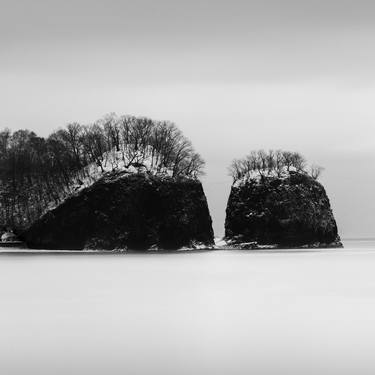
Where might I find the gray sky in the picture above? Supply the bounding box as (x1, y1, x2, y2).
(1, 0, 375, 238)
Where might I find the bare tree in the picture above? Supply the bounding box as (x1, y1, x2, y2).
(290, 152, 306, 172)
(310, 164, 324, 180)
(228, 149, 323, 182)
(81, 124, 107, 172)
(274, 149, 284, 177)
(229, 159, 244, 181)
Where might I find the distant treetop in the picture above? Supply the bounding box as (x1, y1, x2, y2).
(229, 149, 324, 182)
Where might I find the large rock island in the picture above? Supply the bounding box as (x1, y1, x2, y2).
(0, 113, 214, 250)
(24, 172, 214, 250)
(225, 150, 342, 248)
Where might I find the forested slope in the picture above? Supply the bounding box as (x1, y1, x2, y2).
(0, 113, 204, 231)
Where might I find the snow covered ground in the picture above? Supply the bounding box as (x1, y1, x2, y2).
(0, 240, 374, 375)
(45, 148, 177, 213)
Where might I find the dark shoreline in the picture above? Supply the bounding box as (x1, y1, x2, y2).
(0, 244, 346, 256)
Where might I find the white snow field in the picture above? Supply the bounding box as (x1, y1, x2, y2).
(0, 240, 375, 375)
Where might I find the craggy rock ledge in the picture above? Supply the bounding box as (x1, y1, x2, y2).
(225, 172, 342, 249)
(24, 172, 214, 250)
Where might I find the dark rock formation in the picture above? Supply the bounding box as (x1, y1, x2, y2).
(24, 172, 214, 250)
(225, 172, 342, 248)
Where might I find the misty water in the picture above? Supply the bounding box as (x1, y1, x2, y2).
(1, 240, 375, 375)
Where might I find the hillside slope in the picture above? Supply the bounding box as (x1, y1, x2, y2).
(24, 172, 214, 250)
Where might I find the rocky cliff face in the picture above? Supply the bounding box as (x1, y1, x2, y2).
(225, 172, 342, 248)
(24, 172, 214, 250)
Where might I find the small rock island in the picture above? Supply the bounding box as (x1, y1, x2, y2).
(225, 150, 342, 249)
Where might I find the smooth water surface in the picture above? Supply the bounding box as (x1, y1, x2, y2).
(0, 240, 375, 375)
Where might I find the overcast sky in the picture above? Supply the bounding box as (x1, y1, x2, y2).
(1, 0, 375, 238)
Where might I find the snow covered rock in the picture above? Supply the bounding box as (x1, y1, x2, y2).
(225, 172, 342, 248)
(24, 172, 214, 250)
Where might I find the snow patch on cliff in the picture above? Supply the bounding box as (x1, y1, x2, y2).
(233, 166, 298, 187)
